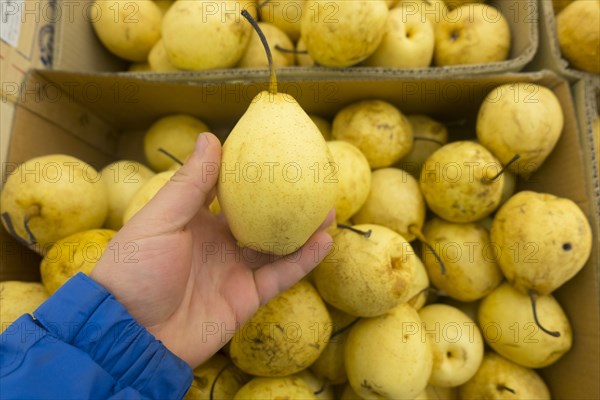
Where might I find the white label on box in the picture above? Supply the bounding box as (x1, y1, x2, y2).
(1, 0, 23, 48)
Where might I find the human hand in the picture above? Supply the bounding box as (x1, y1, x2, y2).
(90, 133, 335, 367)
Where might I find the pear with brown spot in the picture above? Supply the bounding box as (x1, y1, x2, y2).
(229, 281, 331, 376)
(313, 224, 417, 317)
(420, 141, 504, 223)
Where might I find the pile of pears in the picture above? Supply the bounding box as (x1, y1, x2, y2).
(1, 75, 594, 399)
(90, 0, 514, 72)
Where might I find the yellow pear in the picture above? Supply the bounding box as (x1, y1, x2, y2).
(0, 281, 49, 333)
(419, 304, 484, 387)
(313, 224, 417, 317)
(144, 114, 209, 172)
(395, 114, 448, 178)
(258, 0, 305, 42)
(101, 160, 154, 230)
(478, 283, 572, 369)
(40, 229, 116, 295)
(557, 0, 600, 73)
(229, 281, 331, 376)
(183, 354, 249, 400)
(91, 0, 162, 62)
(491, 191, 592, 296)
(434, 4, 510, 66)
(301, 0, 389, 67)
(326, 141, 371, 222)
(234, 377, 316, 399)
(219, 16, 337, 256)
(1, 154, 108, 254)
(422, 217, 503, 302)
(477, 83, 564, 176)
(332, 100, 413, 168)
(364, 5, 435, 68)
(218, 89, 336, 255)
(420, 141, 504, 223)
(353, 168, 425, 241)
(458, 352, 551, 399)
(161, 0, 252, 70)
(345, 303, 433, 399)
(148, 39, 179, 72)
(123, 170, 176, 224)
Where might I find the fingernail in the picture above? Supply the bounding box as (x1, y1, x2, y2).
(196, 133, 209, 156)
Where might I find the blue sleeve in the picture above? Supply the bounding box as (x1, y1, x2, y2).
(0, 273, 193, 399)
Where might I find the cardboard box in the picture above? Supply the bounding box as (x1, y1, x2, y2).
(528, 0, 600, 81)
(1, 69, 598, 398)
(48, 0, 538, 75)
(1, 0, 55, 168)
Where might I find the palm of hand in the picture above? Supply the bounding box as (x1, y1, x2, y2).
(91, 134, 333, 367)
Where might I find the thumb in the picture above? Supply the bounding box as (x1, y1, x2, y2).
(128, 133, 222, 233)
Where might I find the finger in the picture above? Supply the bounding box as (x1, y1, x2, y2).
(253, 230, 333, 306)
(129, 133, 222, 233)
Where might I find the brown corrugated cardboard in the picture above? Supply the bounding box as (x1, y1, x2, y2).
(528, 0, 600, 81)
(1, 69, 598, 398)
(50, 0, 538, 75)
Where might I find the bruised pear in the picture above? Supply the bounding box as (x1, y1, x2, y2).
(420, 141, 504, 223)
(313, 224, 417, 317)
(218, 14, 336, 256)
(229, 281, 331, 376)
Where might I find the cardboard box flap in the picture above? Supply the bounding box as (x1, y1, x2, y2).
(50, 0, 538, 74)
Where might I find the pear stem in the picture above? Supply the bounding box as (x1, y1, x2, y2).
(23, 204, 39, 245)
(482, 154, 520, 184)
(209, 361, 231, 400)
(1, 212, 30, 246)
(313, 380, 328, 396)
(158, 148, 184, 166)
(274, 44, 308, 55)
(528, 289, 561, 337)
(497, 385, 516, 394)
(337, 224, 372, 238)
(330, 318, 360, 339)
(409, 225, 446, 275)
(242, 10, 277, 95)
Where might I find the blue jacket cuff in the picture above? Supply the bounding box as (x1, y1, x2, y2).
(33, 272, 193, 398)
